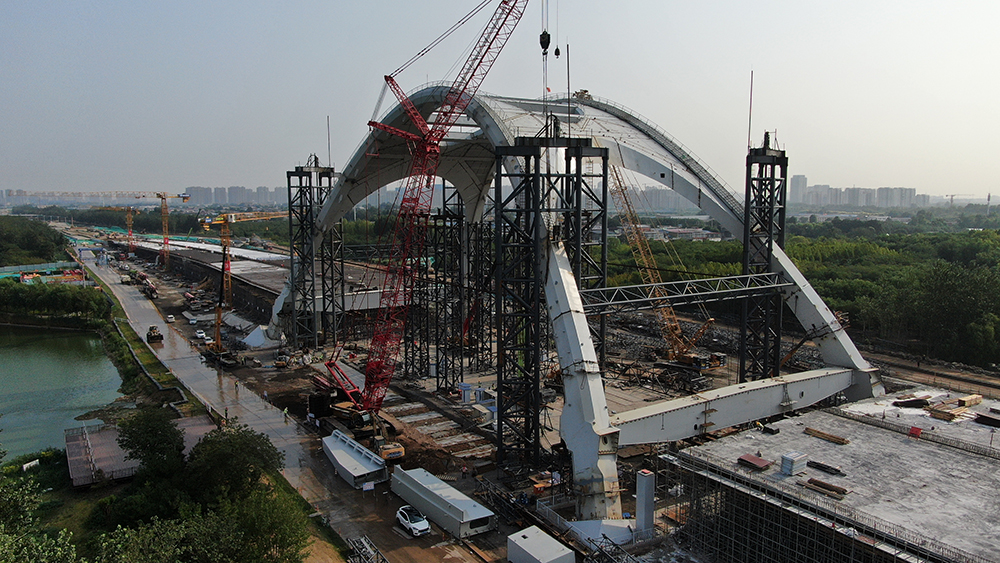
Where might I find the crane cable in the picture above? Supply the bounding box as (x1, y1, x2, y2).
(389, 0, 493, 79)
(372, 0, 493, 127)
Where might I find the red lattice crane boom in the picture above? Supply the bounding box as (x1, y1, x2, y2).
(328, 0, 528, 414)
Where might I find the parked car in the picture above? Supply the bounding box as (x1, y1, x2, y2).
(195, 329, 206, 339)
(396, 505, 430, 537)
(203, 337, 215, 346)
(188, 318, 198, 325)
(165, 315, 175, 323)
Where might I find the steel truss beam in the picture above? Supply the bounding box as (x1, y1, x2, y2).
(580, 273, 792, 315)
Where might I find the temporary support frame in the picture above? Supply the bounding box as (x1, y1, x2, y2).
(288, 156, 336, 349)
(494, 137, 608, 472)
(739, 133, 787, 382)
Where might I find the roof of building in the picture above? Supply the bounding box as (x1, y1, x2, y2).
(681, 384, 1000, 560)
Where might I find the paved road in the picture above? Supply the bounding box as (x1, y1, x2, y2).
(86, 256, 483, 563)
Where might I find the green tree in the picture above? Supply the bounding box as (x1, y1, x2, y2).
(0, 441, 79, 563)
(117, 408, 186, 480)
(183, 423, 283, 504)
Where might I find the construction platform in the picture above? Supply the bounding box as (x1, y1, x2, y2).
(667, 384, 1000, 561)
(65, 415, 217, 487)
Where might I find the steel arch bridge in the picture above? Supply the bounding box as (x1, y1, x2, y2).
(312, 85, 881, 398)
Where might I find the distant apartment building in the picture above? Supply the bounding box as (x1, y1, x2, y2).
(843, 187, 877, 207)
(227, 186, 249, 205)
(185, 187, 213, 207)
(256, 186, 270, 204)
(213, 187, 227, 205)
(876, 187, 915, 208)
(789, 175, 807, 204)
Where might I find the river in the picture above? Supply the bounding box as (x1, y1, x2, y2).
(0, 324, 123, 460)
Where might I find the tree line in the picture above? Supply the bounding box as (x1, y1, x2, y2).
(608, 226, 1000, 368)
(0, 216, 68, 267)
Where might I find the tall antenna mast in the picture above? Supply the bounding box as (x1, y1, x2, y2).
(747, 70, 754, 149)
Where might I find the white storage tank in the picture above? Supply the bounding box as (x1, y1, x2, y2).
(507, 525, 574, 563)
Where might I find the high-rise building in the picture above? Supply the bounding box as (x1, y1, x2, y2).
(213, 187, 227, 205)
(789, 175, 807, 204)
(228, 186, 249, 205)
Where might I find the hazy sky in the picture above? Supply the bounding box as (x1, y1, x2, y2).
(3, 1, 998, 198)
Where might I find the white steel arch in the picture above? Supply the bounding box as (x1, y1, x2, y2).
(312, 86, 882, 398)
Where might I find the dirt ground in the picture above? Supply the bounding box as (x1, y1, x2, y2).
(141, 266, 469, 477)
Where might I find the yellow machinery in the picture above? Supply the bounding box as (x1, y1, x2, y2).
(200, 212, 286, 353)
(607, 164, 715, 364)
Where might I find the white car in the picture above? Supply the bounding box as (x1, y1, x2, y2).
(195, 329, 206, 339)
(203, 337, 215, 346)
(165, 315, 175, 323)
(189, 318, 198, 325)
(395, 505, 430, 537)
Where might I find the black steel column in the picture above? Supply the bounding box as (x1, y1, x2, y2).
(288, 155, 335, 349)
(494, 137, 608, 473)
(739, 133, 787, 382)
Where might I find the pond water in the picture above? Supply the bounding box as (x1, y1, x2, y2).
(0, 324, 122, 460)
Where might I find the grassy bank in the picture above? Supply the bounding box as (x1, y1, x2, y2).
(86, 267, 204, 417)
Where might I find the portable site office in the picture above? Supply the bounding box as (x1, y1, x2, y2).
(390, 467, 496, 538)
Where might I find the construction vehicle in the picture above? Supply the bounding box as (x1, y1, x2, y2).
(323, 0, 528, 417)
(607, 164, 717, 368)
(146, 326, 164, 343)
(199, 211, 287, 355)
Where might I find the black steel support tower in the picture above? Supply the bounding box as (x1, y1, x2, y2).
(288, 156, 336, 349)
(739, 132, 787, 382)
(494, 137, 608, 472)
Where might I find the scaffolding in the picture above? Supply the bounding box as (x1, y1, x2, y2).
(662, 449, 986, 563)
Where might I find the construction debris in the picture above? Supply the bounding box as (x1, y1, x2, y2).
(807, 460, 846, 476)
(737, 453, 771, 471)
(804, 427, 850, 445)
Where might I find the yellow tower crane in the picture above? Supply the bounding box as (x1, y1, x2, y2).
(135, 192, 191, 268)
(200, 211, 286, 353)
(92, 206, 142, 253)
(607, 164, 716, 365)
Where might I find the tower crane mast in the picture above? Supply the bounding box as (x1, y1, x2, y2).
(607, 165, 715, 362)
(200, 211, 286, 353)
(330, 0, 528, 414)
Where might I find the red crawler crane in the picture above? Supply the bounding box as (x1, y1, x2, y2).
(326, 0, 528, 414)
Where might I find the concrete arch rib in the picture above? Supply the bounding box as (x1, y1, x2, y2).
(317, 87, 880, 396)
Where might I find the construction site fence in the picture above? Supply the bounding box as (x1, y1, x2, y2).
(669, 449, 990, 563)
(0, 261, 80, 274)
(827, 407, 1000, 461)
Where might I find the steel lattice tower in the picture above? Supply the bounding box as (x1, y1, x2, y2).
(288, 156, 336, 349)
(494, 137, 608, 472)
(739, 132, 787, 382)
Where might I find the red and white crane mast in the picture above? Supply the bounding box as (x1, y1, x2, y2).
(327, 0, 528, 414)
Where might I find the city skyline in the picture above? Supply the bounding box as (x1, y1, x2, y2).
(3, 2, 999, 198)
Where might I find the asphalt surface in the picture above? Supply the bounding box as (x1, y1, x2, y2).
(86, 254, 487, 563)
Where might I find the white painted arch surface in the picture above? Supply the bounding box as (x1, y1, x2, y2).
(316, 86, 881, 397)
